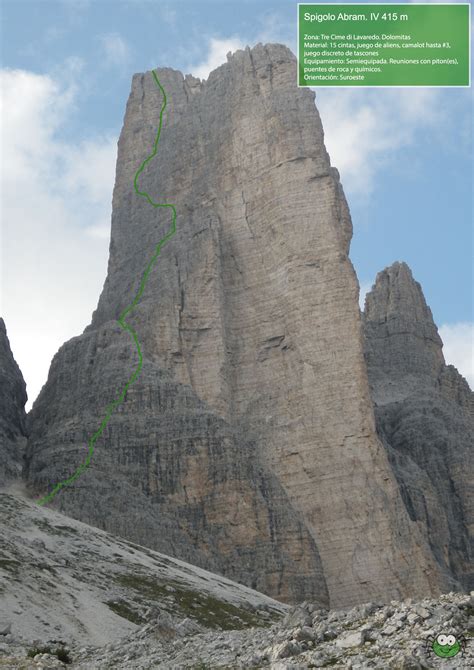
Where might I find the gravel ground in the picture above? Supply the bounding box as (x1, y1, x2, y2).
(1, 591, 472, 668)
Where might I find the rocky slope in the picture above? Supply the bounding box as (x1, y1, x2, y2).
(0, 491, 286, 652)
(1, 492, 471, 668)
(70, 591, 474, 669)
(363, 262, 474, 593)
(2, 510, 472, 670)
(24, 43, 445, 609)
(2, 490, 470, 669)
(0, 319, 27, 486)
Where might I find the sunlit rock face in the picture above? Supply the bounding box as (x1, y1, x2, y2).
(25, 44, 454, 607)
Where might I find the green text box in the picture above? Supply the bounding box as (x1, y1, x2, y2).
(298, 3, 470, 87)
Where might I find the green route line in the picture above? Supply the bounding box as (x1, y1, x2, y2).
(37, 71, 176, 506)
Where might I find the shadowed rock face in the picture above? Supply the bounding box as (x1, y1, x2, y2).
(0, 318, 27, 486)
(26, 44, 447, 607)
(363, 262, 474, 591)
(25, 324, 328, 605)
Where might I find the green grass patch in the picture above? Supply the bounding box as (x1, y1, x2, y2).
(115, 573, 275, 630)
(27, 645, 71, 664)
(0, 558, 20, 574)
(106, 599, 145, 625)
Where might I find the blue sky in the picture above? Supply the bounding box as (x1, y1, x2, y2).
(1, 0, 473, 405)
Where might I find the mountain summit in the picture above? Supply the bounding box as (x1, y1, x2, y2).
(13, 44, 471, 607)
(363, 261, 473, 591)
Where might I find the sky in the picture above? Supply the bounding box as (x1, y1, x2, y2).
(0, 0, 473, 408)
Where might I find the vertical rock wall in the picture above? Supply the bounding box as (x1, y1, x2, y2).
(363, 262, 473, 591)
(26, 45, 450, 606)
(0, 318, 27, 486)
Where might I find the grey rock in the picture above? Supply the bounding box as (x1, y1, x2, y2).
(293, 626, 315, 642)
(363, 261, 474, 593)
(407, 613, 421, 624)
(24, 43, 444, 609)
(24, 48, 335, 606)
(24, 323, 326, 605)
(413, 605, 430, 620)
(336, 630, 366, 648)
(175, 618, 202, 637)
(382, 624, 399, 636)
(0, 318, 27, 486)
(388, 654, 424, 670)
(323, 627, 338, 641)
(5, 579, 471, 669)
(282, 607, 313, 629)
(270, 639, 303, 660)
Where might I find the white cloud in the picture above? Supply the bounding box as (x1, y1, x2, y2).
(63, 138, 117, 203)
(439, 322, 474, 389)
(186, 32, 446, 201)
(316, 87, 441, 198)
(100, 33, 131, 68)
(185, 14, 296, 82)
(0, 68, 116, 409)
(188, 37, 246, 80)
(254, 12, 294, 49)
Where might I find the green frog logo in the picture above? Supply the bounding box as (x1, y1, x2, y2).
(431, 633, 462, 658)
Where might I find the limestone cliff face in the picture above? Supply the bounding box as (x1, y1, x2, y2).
(0, 318, 27, 485)
(25, 324, 327, 605)
(26, 44, 446, 607)
(363, 262, 473, 591)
